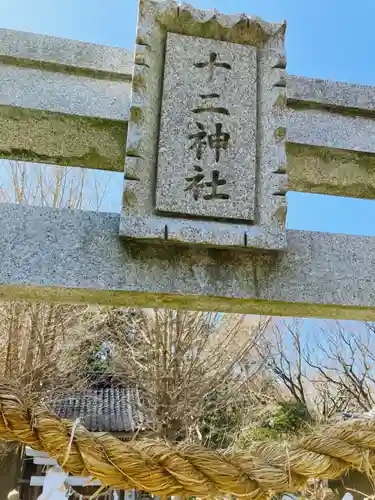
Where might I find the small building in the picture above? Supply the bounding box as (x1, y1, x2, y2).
(17, 385, 148, 500)
(53, 385, 144, 437)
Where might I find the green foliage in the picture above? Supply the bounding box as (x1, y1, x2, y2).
(271, 400, 310, 432)
(235, 424, 281, 447)
(245, 426, 281, 442)
(235, 400, 311, 448)
(200, 392, 245, 449)
(82, 341, 113, 381)
(199, 392, 312, 449)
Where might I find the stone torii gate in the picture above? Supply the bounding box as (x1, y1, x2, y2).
(1, 0, 375, 320)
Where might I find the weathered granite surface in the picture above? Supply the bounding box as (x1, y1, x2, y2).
(0, 64, 130, 121)
(121, 0, 287, 250)
(2, 18, 375, 321)
(2, 25, 375, 201)
(2, 203, 375, 320)
(288, 108, 375, 154)
(0, 28, 133, 78)
(119, 214, 286, 249)
(287, 75, 375, 114)
(287, 106, 375, 199)
(0, 105, 126, 171)
(287, 144, 375, 199)
(139, 1, 286, 47)
(0, 29, 130, 169)
(156, 32, 257, 221)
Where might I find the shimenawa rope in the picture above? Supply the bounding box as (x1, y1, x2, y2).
(1, 385, 375, 499)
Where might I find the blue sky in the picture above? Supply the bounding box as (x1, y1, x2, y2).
(1, 0, 375, 235)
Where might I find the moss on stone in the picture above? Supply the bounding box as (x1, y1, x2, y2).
(0, 104, 126, 171)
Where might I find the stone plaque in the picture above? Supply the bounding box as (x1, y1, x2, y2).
(156, 33, 257, 221)
(120, 0, 288, 251)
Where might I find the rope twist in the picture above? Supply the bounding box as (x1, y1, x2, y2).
(1, 385, 374, 498)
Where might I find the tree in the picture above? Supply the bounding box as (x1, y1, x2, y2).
(305, 321, 375, 413)
(258, 319, 311, 414)
(236, 398, 311, 447)
(270, 399, 311, 432)
(0, 161, 110, 398)
(258, 318, 375, 424)
(64, 308, 272, 444)
(0, 160, 108, 499)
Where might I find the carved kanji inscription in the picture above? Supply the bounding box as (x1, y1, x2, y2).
(155, 33, 257, 221)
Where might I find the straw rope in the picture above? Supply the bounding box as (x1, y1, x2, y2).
(1, 385, 375, 499)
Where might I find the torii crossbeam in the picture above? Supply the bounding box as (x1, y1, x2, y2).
(1, 0, 375, 320)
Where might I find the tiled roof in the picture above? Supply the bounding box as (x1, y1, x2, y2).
(52, 386, 144, 433)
